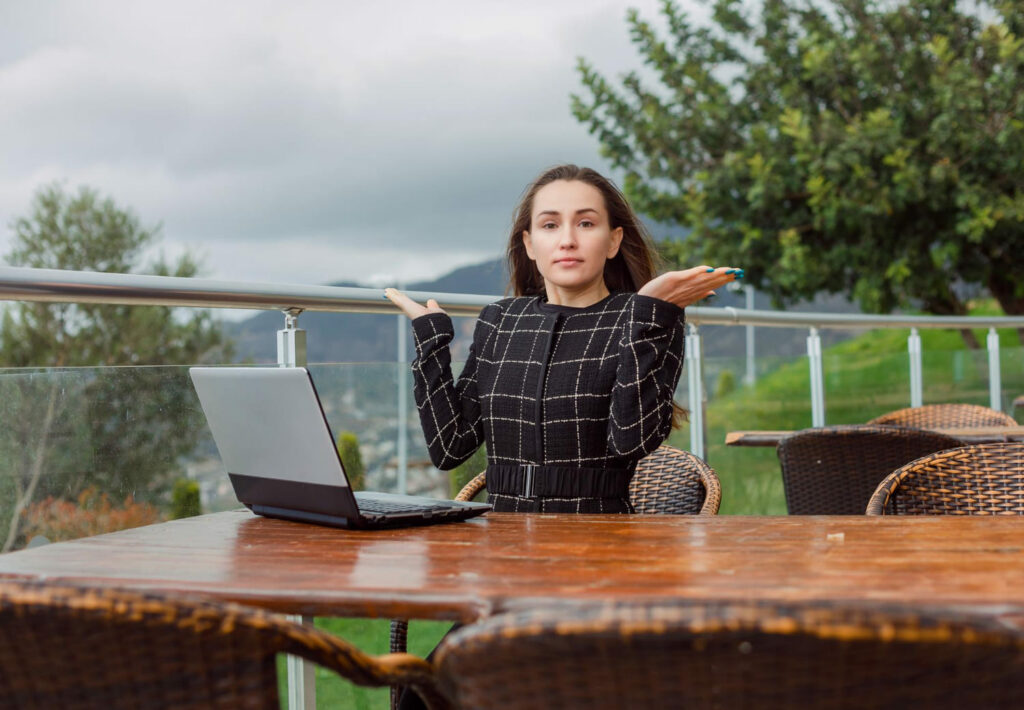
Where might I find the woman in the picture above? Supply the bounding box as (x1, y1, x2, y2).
(385, 164, 739, 514)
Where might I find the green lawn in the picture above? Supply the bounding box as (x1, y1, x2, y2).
(277, 618, 453, 709)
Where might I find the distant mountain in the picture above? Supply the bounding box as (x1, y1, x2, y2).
(225, 257, 863, 364)
(225, 258, 509, 364)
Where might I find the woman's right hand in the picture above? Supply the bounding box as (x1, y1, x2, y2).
(384, 288, 447, 320)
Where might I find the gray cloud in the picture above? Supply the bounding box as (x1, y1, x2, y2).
(0, 0, 676, 286)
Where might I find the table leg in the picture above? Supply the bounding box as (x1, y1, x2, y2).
(287, 615, 317, 709)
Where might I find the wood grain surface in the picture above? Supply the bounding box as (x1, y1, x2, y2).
(0, 511, 1022, 623)
(726, 426, 1024, 447)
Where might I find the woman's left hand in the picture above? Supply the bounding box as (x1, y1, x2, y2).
(637, 266, 743, 309)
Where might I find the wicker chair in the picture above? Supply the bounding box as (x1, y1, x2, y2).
(868, 403, 1016, 428)
(776, 425, 963, 515)
(390, 445, 720, 708)
(866, 442, 1024, 515)
(434, 601, 1024, 709)
(0, 579, 447, 710)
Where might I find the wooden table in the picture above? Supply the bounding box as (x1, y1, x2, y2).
(1, 510, 1022, 623)
(726, 425, 1024, 447)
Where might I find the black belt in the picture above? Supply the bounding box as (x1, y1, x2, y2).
(486, 464, 633, 499)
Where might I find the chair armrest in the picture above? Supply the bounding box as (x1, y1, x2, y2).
(275, 617, 448, 709)
(455, 472, 486, 501)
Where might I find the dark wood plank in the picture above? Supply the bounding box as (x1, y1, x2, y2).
(1, 511, 1023, 622)
(726, 425, 1024, 447)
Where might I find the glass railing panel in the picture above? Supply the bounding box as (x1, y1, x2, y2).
(0, 362, 455, 553)
(919, 346, 1018, 411)
(667, 353, 812, 515)
(0, 365, 207, 553)
(2, 345, 1020, 549)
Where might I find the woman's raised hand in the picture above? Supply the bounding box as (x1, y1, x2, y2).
(637, 266, 744, 309)
(384, 288, 447, 320)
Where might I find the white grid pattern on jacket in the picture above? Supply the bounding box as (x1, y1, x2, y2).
(411, 292, 685, 472)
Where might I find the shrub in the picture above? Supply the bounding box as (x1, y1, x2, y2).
(20, 487, 162, 544)
(337, 431, 365, 490)
(170, 478, 201, 519)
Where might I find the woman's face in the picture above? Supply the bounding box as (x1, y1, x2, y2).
(522, 179, 623, 296)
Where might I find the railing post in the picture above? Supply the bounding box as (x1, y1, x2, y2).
(277, 309, 307, 368)
(807, 327, 826, 427)
(744, 284, 756, 386)
(397, 312, 408, 494)
(908, 328, 923, 408)
(686, 323, 706, 460)
(277, 310, 315, 710)
(987, 327, 1002, 411)
(286, 616, 317, 710)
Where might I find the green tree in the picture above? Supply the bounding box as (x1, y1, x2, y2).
(336, 431, 366, 491)
(573, 0, 1024, 344)
(0, 184, 232, 551)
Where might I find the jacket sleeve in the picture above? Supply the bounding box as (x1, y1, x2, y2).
(607, 294, 686, 458)
(410, 305, 498, 470)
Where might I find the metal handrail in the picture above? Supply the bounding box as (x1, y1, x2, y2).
(3, 266, 1024, 329)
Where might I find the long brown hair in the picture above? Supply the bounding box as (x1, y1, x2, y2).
(506, 164, 660, 297)
(505, 164, 686, 428)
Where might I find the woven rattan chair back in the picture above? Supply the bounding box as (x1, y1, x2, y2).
(868, 403, 1016, 428)
(435, 601, 1024, 710)
(777, 425, 963, 515)
(866, 442, 1024, 515)
(628, 444, 721, 514)
(0, 580, 445, 710)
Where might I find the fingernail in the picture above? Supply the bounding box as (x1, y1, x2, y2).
(725, 269, 736, 274)
(706, 268, 715, 273)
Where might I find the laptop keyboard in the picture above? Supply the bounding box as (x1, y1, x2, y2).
(358, 499, 454, 514)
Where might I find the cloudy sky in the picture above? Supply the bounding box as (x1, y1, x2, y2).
(1, 0, 697, 292)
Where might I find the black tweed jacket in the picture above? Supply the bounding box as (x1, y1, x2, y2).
(410, 292, 686, 472)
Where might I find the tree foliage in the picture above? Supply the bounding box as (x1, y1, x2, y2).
(573, 0, 1024, 339)
(1, 184, 232, 550)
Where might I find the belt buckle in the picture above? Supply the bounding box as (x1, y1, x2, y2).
(523, 465, 534, 498)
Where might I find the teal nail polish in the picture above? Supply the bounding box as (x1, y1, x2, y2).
(725, 269, 737, 274)
(706, 268, 715, 272)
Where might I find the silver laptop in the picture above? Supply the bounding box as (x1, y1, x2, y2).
(189, 366, 489, 529)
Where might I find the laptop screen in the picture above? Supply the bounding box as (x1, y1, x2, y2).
(190, 367, 350, 488)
